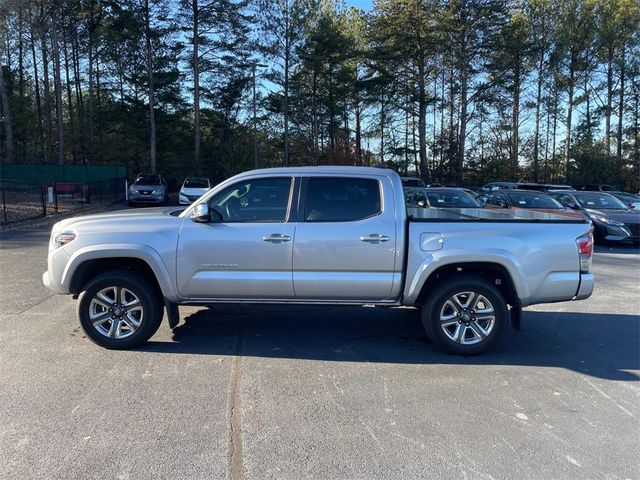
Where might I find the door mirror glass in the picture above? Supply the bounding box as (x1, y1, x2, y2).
(191, 203, 211, 223)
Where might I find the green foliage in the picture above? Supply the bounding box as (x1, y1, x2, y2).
(0, 0, 639, 190)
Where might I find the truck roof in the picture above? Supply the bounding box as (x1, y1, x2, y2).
(240, 166, 400, 178)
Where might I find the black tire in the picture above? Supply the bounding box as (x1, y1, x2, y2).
(77, 270, 163, 350)
(421, 275, 507, 355)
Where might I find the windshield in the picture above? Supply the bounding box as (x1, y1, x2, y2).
(575, 193, 629, 210)
(134, 175, 161, 185)
(612, 193, 639, 203)
(184, 178, 209, 188)
(426, 191, 480, 208)
(506, 192, 563, 209)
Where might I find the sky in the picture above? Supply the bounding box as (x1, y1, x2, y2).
(346, 0, 373, 11)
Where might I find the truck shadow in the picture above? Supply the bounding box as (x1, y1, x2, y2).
(141, 305, 639, 381)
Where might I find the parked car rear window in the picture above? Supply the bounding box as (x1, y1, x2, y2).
(305, 177, 381, 222)
(574, 193, 628, 210)
(506, 192, 563, 209)
(426, 191, 480, 208)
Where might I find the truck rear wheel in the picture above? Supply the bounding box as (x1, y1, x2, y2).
(77, 270, 163, 350)
(422, 275, 507, 355)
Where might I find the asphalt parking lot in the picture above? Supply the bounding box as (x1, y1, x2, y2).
(1, 209, 639, 480)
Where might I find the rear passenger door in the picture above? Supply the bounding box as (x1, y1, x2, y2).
(292, 175, 398, 301)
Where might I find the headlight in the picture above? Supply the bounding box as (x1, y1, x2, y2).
(54, 231, 76, 248)
(591, 215, 624, 226)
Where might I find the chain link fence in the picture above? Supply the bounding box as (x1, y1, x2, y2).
(1, 178, 126, 226)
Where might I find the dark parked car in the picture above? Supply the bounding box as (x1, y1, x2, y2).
(405, 188, 480, 208)
(400, 176, 426, 188)
(478, 181, 522, 193)
(549, 191, 640, 244)
(608, 192, 640, 210)
(128, 173, 169, 206)
(573, 184, 617, 192)
(480, 190, 577, 215)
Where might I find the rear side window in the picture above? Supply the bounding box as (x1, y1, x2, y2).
(304, 177, 381, 222)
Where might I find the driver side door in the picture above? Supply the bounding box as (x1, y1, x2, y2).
(176, 176, 297, 300)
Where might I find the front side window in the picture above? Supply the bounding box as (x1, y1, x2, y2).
(486, 193, 508, 206)
(209, 177, 292, 222)
(305, 177, 381, 222)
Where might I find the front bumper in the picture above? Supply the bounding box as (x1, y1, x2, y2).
(42, 270, 67, 294)
(179, 193, 203, 205)
(128, 196, 165, 204)
(599, 223, 632, 242)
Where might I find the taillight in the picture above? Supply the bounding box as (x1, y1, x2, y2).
(576, 232, 593, 273)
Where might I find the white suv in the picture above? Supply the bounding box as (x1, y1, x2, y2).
(179, 177, 211, 205)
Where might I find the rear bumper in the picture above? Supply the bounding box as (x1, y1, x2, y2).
(574, 273, 594, 300)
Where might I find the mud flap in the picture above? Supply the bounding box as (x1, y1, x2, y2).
(165, 299, 180, 328)
(510, 301, 522, 331)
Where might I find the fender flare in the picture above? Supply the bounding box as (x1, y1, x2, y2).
(403, 250, 530, 306)
(61, 243, 179, 301)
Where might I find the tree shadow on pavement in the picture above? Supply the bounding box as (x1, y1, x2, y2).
(140, 304, 639, 381)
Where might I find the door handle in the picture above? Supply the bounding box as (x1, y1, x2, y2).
(262, 233, 291, 243)
(360, 233, 390, 243)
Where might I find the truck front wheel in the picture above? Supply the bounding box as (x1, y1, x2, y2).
(77, 270, 163, 349)
(422, 275, 507, 355)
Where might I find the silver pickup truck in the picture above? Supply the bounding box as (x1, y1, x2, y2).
(43, 167, 594, 355)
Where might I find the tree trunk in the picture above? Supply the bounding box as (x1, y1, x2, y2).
(551, 81, 558, 182)
(17, 6, 24, 98)
(72, 33, 83, 109)
(564, 57, 575, 180)
(312, 69, 319, 165)
(29, 21, 43, 156)
(417, 55, 429, 181)
(0, 66, 14, 163)
(63, 32, 76, 163)
(404, 74, 409, 174)
(52, 25, 64, 165)
(543, 101, 551, 183)
(380, 86, 385, 163)
(616, 46, 625, 166)
(40, 19, 52, 158)
(283, 6, 290, 167)
(605, 48, 613, 155)
(193, 0, 200, 169)
(511, 55, 521, 175)
(457, 62, 468, 183)
(144, 0, 157, 173)
(355, 101, 361, 166)
(633, 81, 638, 173)
(87, 1, 95, 162)
(533, 50, 544, 182)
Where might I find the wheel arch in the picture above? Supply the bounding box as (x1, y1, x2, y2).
(63, 245, 177, 300)
(413, 261, 520, 309)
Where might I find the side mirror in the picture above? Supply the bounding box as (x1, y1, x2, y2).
(191, 203, 211, 223)
(497, 200, 508, 208)
(567, 202, 578, 209)
(417, 200, 427, 208)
